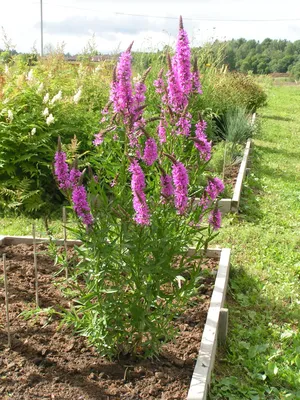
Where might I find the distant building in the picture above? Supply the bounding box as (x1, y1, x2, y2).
(65, 54, 118, 62)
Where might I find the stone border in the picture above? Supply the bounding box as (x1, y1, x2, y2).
(187, 247, 231, 400)
(218, 113, 256, 214)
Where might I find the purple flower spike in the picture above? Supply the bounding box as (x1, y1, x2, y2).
(129, 160, 150, 225)
(174, 26, 192, 95)
(132, 194, 150, 225)
(194, 120, 211, 161)
(134, 82, 146, 106)
(154, 68, 165, 95)
(133, 81, 146, 121)
(206, 177, 225, 200)
(154, 77, 165, 94)
(209, 208, 222, 231)
(93, 132, 104, 146)
(158, 120, 167, 144)
(161, 174, 174, 198)
(196, 120, 207, 135)
(172, 161, 189, 214)
(200, 177, 225, 209)
(176, 113, 192, 136)
(192, 70, 202, 94)
(166, 55, 187, 112)
(69, 168, 82, 188)
(143, 138, 158, 166)
(110, 48, 133, 115)
(72, 185, 93, 226)
(54, 151, 70, 190)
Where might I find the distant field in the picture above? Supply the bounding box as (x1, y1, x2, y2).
(272, 76, 300, 86)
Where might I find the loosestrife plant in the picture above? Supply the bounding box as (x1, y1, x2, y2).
(54, 17, 224, 358)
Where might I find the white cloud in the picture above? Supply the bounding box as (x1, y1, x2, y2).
(42, 16, 155, 36)
(0, 0, 299, 54)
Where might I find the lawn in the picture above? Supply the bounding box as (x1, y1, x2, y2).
(210, 85, 300, 399)
(0, 213, 75, 238)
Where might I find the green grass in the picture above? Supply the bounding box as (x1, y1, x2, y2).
(0, 213, 76, 238)
(210, 85, 300, 399)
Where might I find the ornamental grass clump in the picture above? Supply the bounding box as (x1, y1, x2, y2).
(54, 17, 224, 358)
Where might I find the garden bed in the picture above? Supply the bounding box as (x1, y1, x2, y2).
(222, 164, 240, 190)
(0, 240, 230, 400)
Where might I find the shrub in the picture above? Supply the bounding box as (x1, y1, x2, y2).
(0, 57, 109, 217)
(212, 72, 267, 113)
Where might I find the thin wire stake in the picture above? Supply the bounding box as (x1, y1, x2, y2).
(63, 207, 68, 279)
(222, 141, 227, 182)
(32, 223, 39, 307)
(3, 253, 11, 348)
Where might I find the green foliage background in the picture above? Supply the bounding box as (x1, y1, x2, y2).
(200, 38, 300, 78)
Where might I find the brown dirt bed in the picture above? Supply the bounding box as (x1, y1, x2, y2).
(0, 243, 217, 400)
(223, 164, 240, 190)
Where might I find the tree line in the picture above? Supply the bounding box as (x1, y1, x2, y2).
(201, 38, 300, 79)
(2, 38, 300, 79)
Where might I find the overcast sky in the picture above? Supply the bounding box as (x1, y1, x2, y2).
(1, 0, 300, 54)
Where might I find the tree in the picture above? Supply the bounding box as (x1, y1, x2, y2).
(289, 61, 300, 80)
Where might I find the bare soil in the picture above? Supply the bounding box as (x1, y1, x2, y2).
(224, 164, 240, 190)
(0, 243, 217, 400)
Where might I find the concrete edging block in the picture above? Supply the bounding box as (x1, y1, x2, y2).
(0, 236, 82, 247)
(187, 248, 231, 400)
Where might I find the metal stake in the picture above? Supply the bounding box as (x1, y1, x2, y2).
(32, 224, 39, 307)
(40, 0, 44, 57)
(63, 207, 68, 278)
(3, 254, 11, 348)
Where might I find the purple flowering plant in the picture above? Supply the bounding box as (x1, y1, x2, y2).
(54, 17, 225, 358)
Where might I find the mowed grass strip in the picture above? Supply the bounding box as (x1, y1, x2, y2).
(210, 85, 300, 399)
(0, 213, 76, 238)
